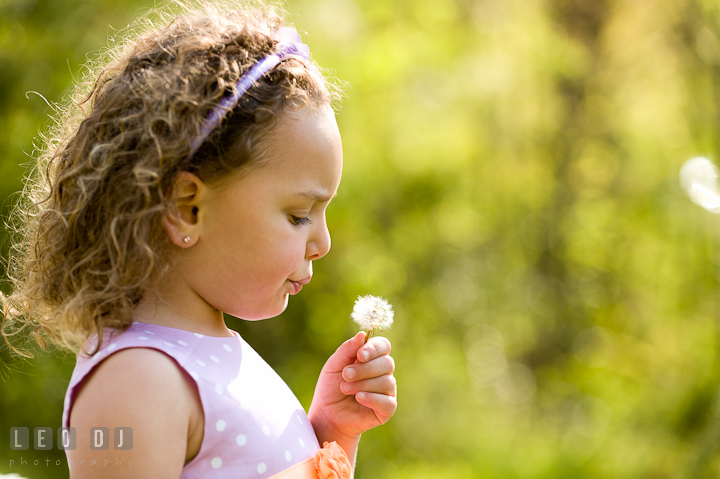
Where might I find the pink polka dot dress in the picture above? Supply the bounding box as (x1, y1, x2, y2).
(62, 322, 321, 478)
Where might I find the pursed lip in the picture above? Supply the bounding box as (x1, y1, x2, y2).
(289, 276, 312, 295)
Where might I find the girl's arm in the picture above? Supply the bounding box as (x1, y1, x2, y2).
(308, 332, 397, 468)
(67, 348, 202, 479)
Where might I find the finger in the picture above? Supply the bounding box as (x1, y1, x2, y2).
(340, 375, 397, 396)
(343, 355, 395, 382)
(322, 332, 366, 373)
(357, 336, 392, 363)
(355, 392, 397, 424)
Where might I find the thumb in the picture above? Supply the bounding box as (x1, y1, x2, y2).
(322, 331, 366, 373)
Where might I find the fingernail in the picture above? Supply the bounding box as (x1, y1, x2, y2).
(341, 382, 351, 394)
(361, 350, 370, 361)
(344, 367, 356, 380)
(356, 392, 366, 401)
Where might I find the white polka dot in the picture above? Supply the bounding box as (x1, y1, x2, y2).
(236, 434, 247, 446)
(196, 359, 206, 367)
(195, 333, 204, 338)
(107, 343, 117, 352)
(189, 371, 199, 380)
(257, 463, 267, 474)
(240, 401, 248, 410)
(163, 341, 174, 348)
(143, 330, 154, 335)
(210, 355, 220, 363)
(177, 340, 188, 346)
(298, 438, 305, 448)
(223, 344, 232, 352)
(215, 383, 223, 394)
(297, 416, 303, 425)
(285, 450, 292, 462)
(262, 425, 271, 436)
(216, 420, 226, 431)
(211, 457, 222, 469)
(132, 321, 138, 325)
(138, 336, 149, 340)
(64, 396, 70, 409)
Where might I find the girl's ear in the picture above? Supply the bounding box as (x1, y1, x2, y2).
(162, 172, 206, 247)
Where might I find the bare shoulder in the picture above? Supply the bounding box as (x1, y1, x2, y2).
(68, 348, 203, 479)
(73, 348, 195, 409)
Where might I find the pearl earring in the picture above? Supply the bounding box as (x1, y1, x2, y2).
(183, 236, 191, 243)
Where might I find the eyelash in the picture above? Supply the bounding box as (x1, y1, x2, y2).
(290, 215, 312, 226)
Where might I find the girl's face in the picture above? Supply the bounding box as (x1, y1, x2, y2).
(182, 105, 343, 320)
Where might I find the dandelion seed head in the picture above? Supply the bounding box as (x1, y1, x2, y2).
(351, 295, 394, 333)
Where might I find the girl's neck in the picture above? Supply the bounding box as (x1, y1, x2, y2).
(133, 271, 234, 337)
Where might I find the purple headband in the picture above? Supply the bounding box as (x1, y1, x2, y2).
(187, 27, 310, 160)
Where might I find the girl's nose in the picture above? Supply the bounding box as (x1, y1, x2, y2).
(307, 219, 331, 260)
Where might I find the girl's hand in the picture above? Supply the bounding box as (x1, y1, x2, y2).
(308, 332, 397, 463)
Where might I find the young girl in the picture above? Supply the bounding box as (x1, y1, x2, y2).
(1, 1, 397, 478)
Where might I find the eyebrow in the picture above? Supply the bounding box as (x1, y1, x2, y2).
(295, 191, 337, 203)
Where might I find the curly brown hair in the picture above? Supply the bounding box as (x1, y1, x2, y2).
(1, 0, 342, 358)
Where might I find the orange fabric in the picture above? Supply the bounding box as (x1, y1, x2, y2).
(268, 457, 317, 479)
(315, 442, 352, 479)
(269, 441, 352, 479)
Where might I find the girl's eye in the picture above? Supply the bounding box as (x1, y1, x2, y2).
(290, 215, 312, 226)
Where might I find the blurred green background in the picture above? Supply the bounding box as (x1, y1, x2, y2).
(3, 0, 720, 477)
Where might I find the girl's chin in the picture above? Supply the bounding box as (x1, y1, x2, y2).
(231, 297, 289, 321)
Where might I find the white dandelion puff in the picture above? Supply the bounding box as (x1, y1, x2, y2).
(351, 295, 394, 340)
